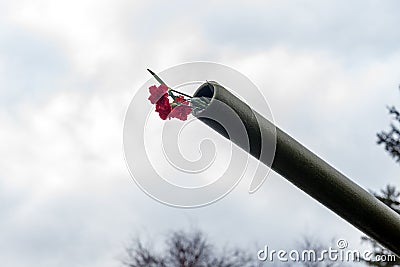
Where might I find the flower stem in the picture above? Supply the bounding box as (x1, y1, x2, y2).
(147, 68, 192, 98)
(169, 89, 192, 98)
(147, 69, 166, 85)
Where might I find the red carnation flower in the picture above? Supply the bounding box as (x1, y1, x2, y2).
(147, 78, 195, 121)
(155, 93, 172, 120)
(148, 84, 169, 104)
(175, 95, 189, 105)
(169, 104, 192, 121)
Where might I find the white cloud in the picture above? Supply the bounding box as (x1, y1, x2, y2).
(1, 0, 400, 266)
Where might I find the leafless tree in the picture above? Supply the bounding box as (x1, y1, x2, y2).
(122, 230, 261, 267)
(294, 236, 345, 267)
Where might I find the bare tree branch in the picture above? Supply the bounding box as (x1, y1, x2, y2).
(122, 230, 260, 267)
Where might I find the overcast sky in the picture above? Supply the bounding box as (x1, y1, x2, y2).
(1, 0, 400, 266)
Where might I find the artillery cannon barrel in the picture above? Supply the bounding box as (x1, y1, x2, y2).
(194, 81, 400, 255)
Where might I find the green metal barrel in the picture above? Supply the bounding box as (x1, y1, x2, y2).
(194, 81, 400, 255)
